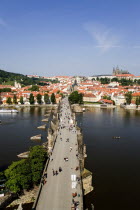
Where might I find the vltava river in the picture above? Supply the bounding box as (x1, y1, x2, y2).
(76, 107, 140, 210)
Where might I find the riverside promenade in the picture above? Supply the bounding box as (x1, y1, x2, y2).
(36, 97, 83, 210)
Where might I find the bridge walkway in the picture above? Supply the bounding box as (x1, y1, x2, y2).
(36, 97, 83, 210)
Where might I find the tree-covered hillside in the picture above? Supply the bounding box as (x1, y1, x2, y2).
(0, 69, 59, 86)
(0, 69, 40, 86)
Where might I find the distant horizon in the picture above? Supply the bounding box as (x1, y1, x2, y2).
(1, 66, 139, 77)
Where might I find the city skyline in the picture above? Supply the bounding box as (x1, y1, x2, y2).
(0, 0, 140, 76)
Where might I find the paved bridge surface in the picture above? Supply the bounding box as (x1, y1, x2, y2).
(36, 97, 83, 210)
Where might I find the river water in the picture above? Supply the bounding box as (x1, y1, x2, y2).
(76, 107, 140, 210)
(0, 107, 140, 210)
(0, 106, 52, 171)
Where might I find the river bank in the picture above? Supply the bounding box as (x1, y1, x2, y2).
(0, 104, 58, 108)
(7, 187, 39, 208)
(71, 104, 116, 113)
(83, 104, 116, 108)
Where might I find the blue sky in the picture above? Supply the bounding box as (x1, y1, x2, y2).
(0, 0, 140, 76)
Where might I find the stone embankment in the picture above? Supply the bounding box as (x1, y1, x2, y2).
(0, 194, 14, 209)
(124, 104, 140, 110)
(7, 187, 39, 208)
(71, 104, 116, 113)
(47, 110, 59, 154)
(71, 104, 83, 113)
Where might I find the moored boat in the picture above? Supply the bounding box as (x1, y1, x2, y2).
(0, 109, 18, 113)
(113, 136, 121, 139)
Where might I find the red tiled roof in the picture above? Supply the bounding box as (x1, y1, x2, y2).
(116, 74, 134, 77)
(83, 93, 96, 97)
(99, 99, 113, 104)
(132, 92, 140, 97)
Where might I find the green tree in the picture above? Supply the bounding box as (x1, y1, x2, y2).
(37, 94, 42, 104)
(29, 85, 39, 91)
(69, 91, 79, 104)
(44, 93, 50, 104)
(51, 93, 56, 104)
(120, 78, 133, 86)
(0, 171, 5, 180)
(138, 96, 140, 104)
(6, 97, 12, 104)
(13, 94, 17, 104)
(4, 145, 48, 193)
(113, 100, 115, 105)
(0, 95, 2, 104)
(79, 93, 83, 104)
(5, 159, 32, 193)
(20, 96, 24, 104)
(125, 92, 132, 104)
(29, 146, 47, 184)
(60, 93, 64, 98)
(136, 96, 140, 107)
(137, 79, 140, 85)
(29, 93, 34, 104)
(111, 78, 119, 82)
(69, 91, 83, 104)
(100, 78, 110, 84)
(103, 95, 111, 100)
(0, 88, 11, 92)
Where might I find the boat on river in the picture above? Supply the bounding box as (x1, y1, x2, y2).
(0, 109, 18, 113)
(113, 136, 121, 139)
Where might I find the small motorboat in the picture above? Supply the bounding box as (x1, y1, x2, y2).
(113, 136, 121, 139)
(0, 109, 18, 113)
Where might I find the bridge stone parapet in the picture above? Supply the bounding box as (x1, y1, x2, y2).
(71, 106, 94, 197)
(47, 113, 59, 154)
